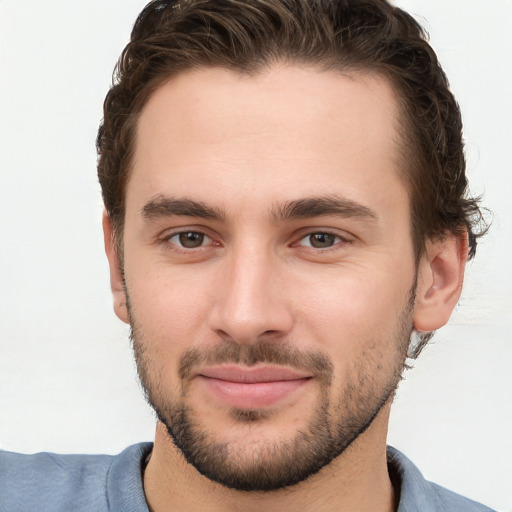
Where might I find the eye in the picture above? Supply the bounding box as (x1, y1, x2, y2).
(167, 231, 212, 249)
(297, 232, 343, 249)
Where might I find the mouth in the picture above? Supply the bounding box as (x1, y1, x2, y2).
(196, 365, 313, 409)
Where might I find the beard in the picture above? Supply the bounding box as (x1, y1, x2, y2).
(128, 287, 414, 492)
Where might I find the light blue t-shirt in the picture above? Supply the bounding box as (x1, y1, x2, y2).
(0, 444, 496, 511)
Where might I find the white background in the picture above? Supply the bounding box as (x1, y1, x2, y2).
(0, 1, 511, 510)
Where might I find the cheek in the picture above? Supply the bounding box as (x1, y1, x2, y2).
(295, 267, 414, 355)
(125, 268, 214, 369)
(304, 273, 413, 400)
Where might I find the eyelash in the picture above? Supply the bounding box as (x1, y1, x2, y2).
(294, 231, 349, 250)
(161, 229, 351, 253)
(162, 231, 216, 253)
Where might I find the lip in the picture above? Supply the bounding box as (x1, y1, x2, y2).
(199, 365, 312, 383)
(197, 365, 312, 409)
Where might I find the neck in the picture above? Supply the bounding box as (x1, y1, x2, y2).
(143, 406, 396, 512)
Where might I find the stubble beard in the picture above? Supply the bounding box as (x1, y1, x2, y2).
(128, 289, 414, 492)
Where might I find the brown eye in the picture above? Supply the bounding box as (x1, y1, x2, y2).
(170, 231, 207, 248)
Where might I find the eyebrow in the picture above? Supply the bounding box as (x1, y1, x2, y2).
(141, 195, 225, 221)
(272, 196, 378, 222)
(140, 194, 378, 224)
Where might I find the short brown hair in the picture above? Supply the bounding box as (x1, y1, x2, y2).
(97, 0, 486, 260)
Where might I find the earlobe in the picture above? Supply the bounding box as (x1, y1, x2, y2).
(102, 211, 129, 324)
(413, 233, 468, 333)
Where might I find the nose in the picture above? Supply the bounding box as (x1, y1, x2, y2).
(208, 246, 294, 345)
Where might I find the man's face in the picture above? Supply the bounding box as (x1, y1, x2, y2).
(119, 65, 417, 490)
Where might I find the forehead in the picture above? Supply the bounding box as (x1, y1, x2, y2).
(128, 65, 407, 220)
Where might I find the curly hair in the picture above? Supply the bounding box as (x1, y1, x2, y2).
(97, 0, 486, 263)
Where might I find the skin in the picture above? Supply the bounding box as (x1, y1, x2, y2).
(104, 65, 467, 512)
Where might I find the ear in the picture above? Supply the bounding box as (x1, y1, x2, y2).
(413, 233, 468, 332)
(102, 211, 129, 324)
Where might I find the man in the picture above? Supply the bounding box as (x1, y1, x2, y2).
(0, 0, 494, 511)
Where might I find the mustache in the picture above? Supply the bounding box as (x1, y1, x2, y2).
(178, 340, 333, 382)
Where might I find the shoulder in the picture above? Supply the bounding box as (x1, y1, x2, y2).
(0, 449, 113, 512)
(387, 446, 496, 512)
(0, 442, 152, 512)
(429, 482, 497, 512)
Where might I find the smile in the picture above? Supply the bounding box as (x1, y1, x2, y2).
(197, 366, 313, 409)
